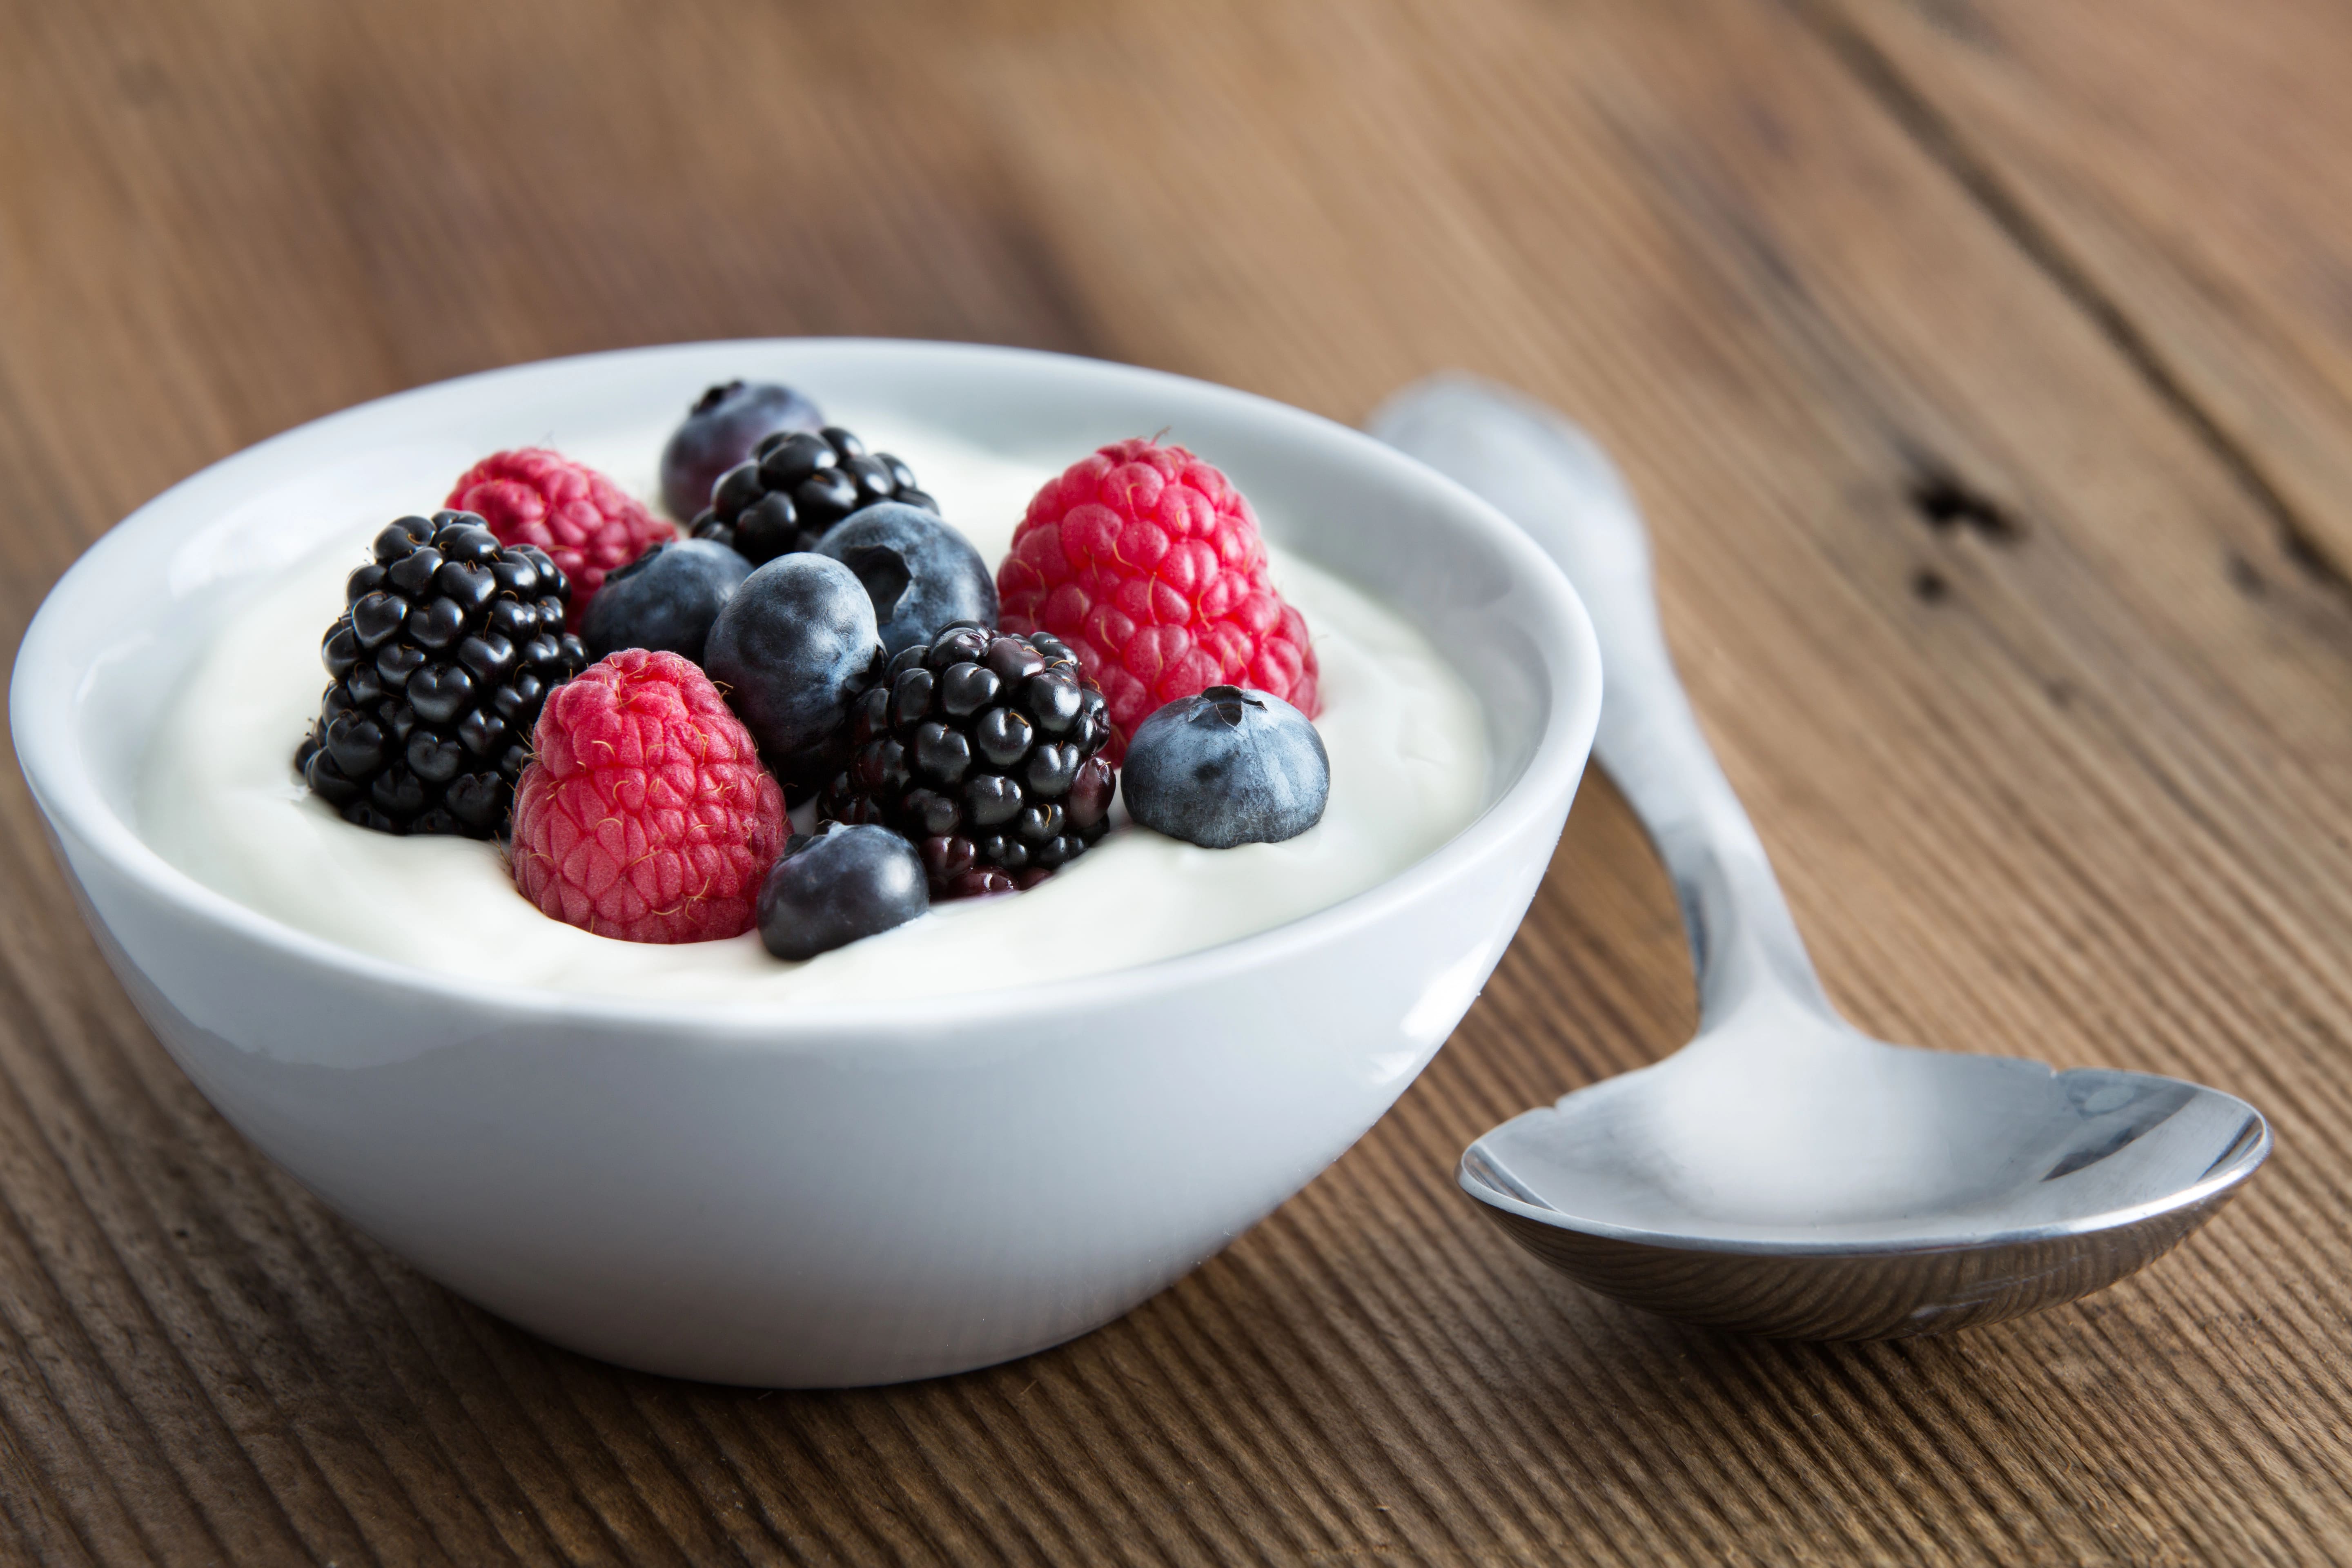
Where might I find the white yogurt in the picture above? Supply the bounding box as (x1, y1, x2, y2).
(138, 424, 1488, 1002)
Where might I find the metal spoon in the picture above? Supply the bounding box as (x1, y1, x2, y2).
(1370, 376, 2270, 1339)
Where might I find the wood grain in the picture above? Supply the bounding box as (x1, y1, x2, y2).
(2, 0, 2348, 1562)
(1825, 0, 2352, 577)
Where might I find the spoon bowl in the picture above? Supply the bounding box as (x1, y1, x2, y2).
(1463, 1007, 2265, 1338)
(1374, 376, 2269, 1339)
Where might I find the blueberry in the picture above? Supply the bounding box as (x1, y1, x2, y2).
(703, 553, 882, 789)
(579, 539, 752, 665)
(659, 380, 825, 520)
(1122, 686, 1330, 848)
(813, 501, 998, 655)
(757, 823, 930, 960)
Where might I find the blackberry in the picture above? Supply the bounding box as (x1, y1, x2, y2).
(689, 425, 937, 565)
(294, 511, 589, 837)
(820, 624, 1117, 898)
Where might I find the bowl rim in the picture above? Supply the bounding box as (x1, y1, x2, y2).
(12, 337, 1600, 1036)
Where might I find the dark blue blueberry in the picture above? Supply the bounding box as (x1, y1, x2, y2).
(579, 539, 753, 665)
(757, 824, 929, 961)
(659, 380, 826, 520)
(813, 502, 997, 656)
(703, 553, 882, 790)
(1121, 686, 1330, 849)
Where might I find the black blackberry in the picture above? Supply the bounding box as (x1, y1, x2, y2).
(689, 425, 938, 565)
(820, 624, 1116, 897)
(294, 511, 589, 837)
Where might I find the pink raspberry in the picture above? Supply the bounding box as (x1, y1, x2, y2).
(510, 650, 786, 944)
(447, 449, 673, 628)
(997, 438, 1319, 763)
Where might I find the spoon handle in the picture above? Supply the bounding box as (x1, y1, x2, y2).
(1370, 376, 1831, 1025)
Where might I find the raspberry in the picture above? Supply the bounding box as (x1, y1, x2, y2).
(510, 649, 786, 944)
(996, 439, 1319, 762)
(447, 449, 674, 629)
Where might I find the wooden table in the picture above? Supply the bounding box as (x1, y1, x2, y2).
(4, 1, 2348, 1561)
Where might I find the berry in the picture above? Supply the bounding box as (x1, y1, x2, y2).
(998, 438, 1319, 764)
(814, 501, 997, 656)
(295, 511, 588, 837)
(1122, 686, 1329, 848)
(660, 380, 825, 520)
(702, 554, 885, 793)
(580, 539, 752, 666)
(509, 649, 786, 943)
(757, 824, 930, 961)
(689, 425, 937, 566)
(446, 448, 675, 628)
(820, 624, 1116, 898)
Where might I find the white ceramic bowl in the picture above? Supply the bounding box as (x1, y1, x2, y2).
(12, 340, 1598, 1386)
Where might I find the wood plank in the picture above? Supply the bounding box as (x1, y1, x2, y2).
(0, 0, 2347, 1562)
(1821, 0, 2352, 575)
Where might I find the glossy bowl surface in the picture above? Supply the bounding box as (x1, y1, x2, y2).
(12, 340, 1599, 1385)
